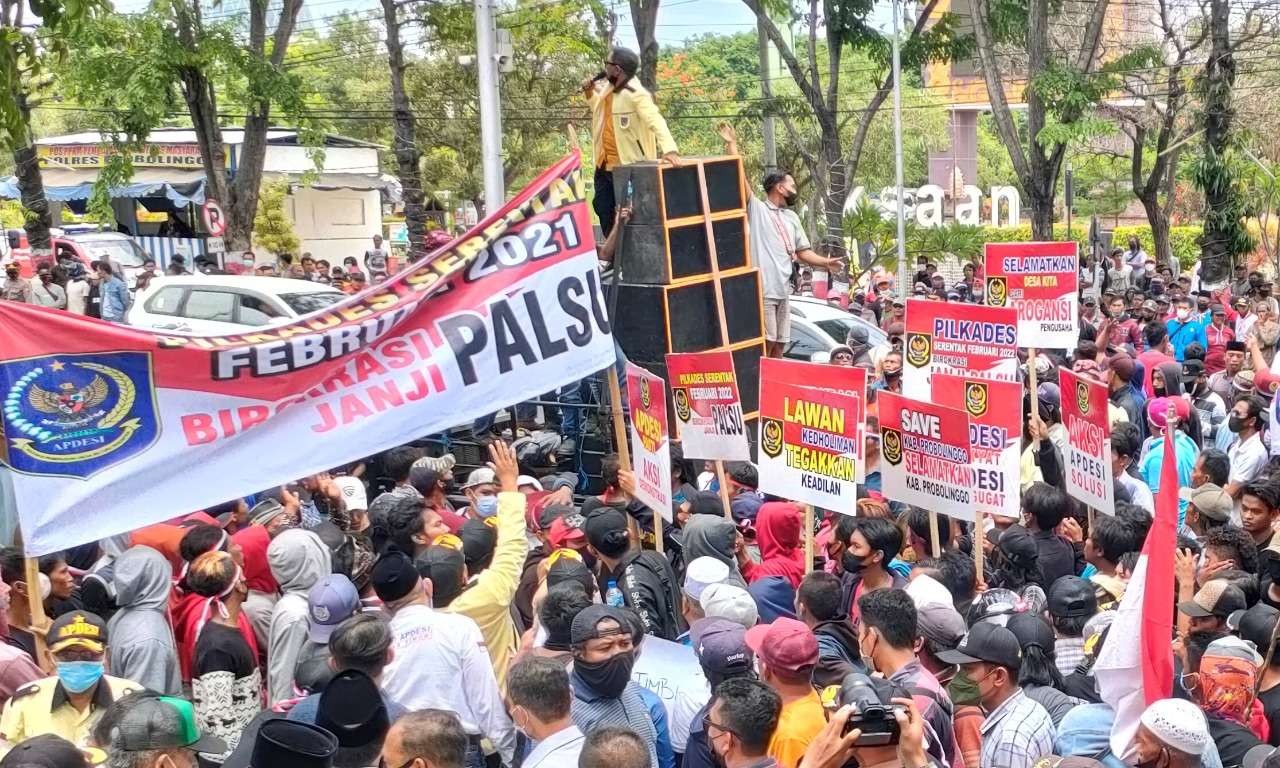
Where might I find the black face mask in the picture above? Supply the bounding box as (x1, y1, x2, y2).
(1153, 384, 1166, 397)
(783, 191, 799, 207)
(842, 550, 871, 576)
(580, 549, 598, 573)
(574, 650, 635, 697)
(883, 369, 902, 380)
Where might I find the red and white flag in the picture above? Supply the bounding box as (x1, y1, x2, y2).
(1095, 419, 1178, 757)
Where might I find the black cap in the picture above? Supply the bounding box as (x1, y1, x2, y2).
(316, 670, 389, 749)
(1229, 603, 1280, 653)
(458, 518, 497, 571)
(246, 720, 337, 768)
(997, 525, 1039, 571)
(935, 621, 1022, 670)
(570, 605, 631, 646)
(371, 552, 419, 603)
(47, 611, 108, 654)
(1005, 612, 1056, 651)
(0, 734, 93, 768)
(584, 507, 629, 550)
(414, 545, 466, 606)
(537, 503, 575, 531)
(1048, 576, 1099, 619)
(546, 554, 595, 596)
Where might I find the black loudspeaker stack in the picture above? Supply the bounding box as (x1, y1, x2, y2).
(605, 157, 765, 425)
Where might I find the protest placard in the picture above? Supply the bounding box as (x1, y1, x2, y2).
(877, 391, 975, 518)
(760, 358, 866, 485)
(902, 300, 1020, 400)
(665, 350, 751, 461)
(625, 364, 673, 521)
(758, 377, 862, 512)
(984, 241, 1080, 349)
(1060, 368, 1116, 516)
(931, 374, 1022, 520)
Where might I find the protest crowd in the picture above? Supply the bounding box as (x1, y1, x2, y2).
(8, 45, 1280, 768)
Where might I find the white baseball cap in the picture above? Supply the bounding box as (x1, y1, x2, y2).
(684, 557, 731, 601)
(333, 476, 368, 512)
(700, 583, 758, 630)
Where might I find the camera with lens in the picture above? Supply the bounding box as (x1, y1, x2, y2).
(835, 672, 907, 746)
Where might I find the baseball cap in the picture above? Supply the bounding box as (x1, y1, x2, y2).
(744, 617, 818, 675)
(1179, 580, 1247, 619)
(684, 556, 731, 601)
(936, 621, 1023, 670)
(371, 552, 419, 603)
(47, 611, 107, 654)
(700, 583, 758, 629)
(332, 477, 367, 512)
(1181, 483, 1233, 523)
(536, 503, 574, 532)
(570, 605, 631, 645)
(517, 475, 543, 491)
(689, 618, 753, 678)
(1142, 299, 1159, 312)
(1182, 359, 1205, 380)
(110, 695, 227, 755)
(315, 670, 389, 749)
(306, 574, 361, 643)
(462, 467, 496, 489)
(584, 507, 629, 551)
(1244, 745, 1280, 768)
(545, 550, 595, 595)
(0, 734, 99, 768)
(414, 543, 467, 605)
(1229, 603, 1280, 654)
(1048, 576, 1098, 619)
(547, 512, 586, 548)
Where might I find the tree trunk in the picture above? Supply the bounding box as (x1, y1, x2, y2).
(819, 125, 848, 271)
(1198, 0, 1237, 285)
(1028, 188, 1055, 241)
(627, 0, 659, 92)
(381, 0, 425, 259)
(10, 89, 52, 259)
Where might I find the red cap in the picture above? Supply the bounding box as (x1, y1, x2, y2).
(432, 506, 468, 535)
(547, 515, 586, 549)
(745, 617, 818, 674)
(1256, 367, 1280, 398)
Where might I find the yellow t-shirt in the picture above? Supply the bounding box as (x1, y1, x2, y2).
(768, 689, 825, 768)
(600, 92, 620, 170)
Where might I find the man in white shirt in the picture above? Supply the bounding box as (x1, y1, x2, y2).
(1226, 394, 1268, 503)
(719, 124, 839, 358)
(506, 656, 585, 768)
(373, 551, 515, 766)
(31, 267, 66, 309)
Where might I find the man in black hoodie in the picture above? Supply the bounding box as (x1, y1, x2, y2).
(796, 572, 863, 687)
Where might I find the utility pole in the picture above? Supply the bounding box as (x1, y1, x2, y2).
(758, 17, 777, 173)
(891, 0, 908, 294)
(474, 0, 505, 215)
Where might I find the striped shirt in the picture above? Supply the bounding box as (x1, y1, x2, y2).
(979, 689, 1056, 768)
(570, 677, 659, 768)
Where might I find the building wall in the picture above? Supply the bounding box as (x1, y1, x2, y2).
(285, 186, 382, 263)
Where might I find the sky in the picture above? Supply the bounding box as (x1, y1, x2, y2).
(109, 0, 901, 49)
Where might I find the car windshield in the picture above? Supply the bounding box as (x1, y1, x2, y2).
(279, 291, 344, 315)
(76, 237, 147, 267)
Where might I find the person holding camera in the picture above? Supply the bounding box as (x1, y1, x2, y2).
(795, 692, 935, 768)
(936, 622, 1056, 768)
(857, 589, 958, 767)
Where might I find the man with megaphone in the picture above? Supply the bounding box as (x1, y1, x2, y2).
(581, 47, 681, 237)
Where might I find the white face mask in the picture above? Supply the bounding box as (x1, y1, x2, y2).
(1177, 309, 1191, 321)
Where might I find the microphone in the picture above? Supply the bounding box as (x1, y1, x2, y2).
(591, 70, 608, 83)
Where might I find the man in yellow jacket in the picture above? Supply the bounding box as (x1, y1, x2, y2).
(417, 440, 527, 689)
(582, 46, 680, 236)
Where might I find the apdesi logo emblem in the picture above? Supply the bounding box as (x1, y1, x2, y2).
(905, 333, 932, 368)
(986, 277, 1008, 307)
(760, 419, 784, 458)
(965, 381, 988, 418)
(881, 427, 903, 465)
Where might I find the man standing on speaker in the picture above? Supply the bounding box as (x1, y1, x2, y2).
(582, 47, 681, 237)
(718, 123, 842, 358)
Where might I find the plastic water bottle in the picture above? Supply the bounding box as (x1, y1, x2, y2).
(605, 580, 624, 607)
